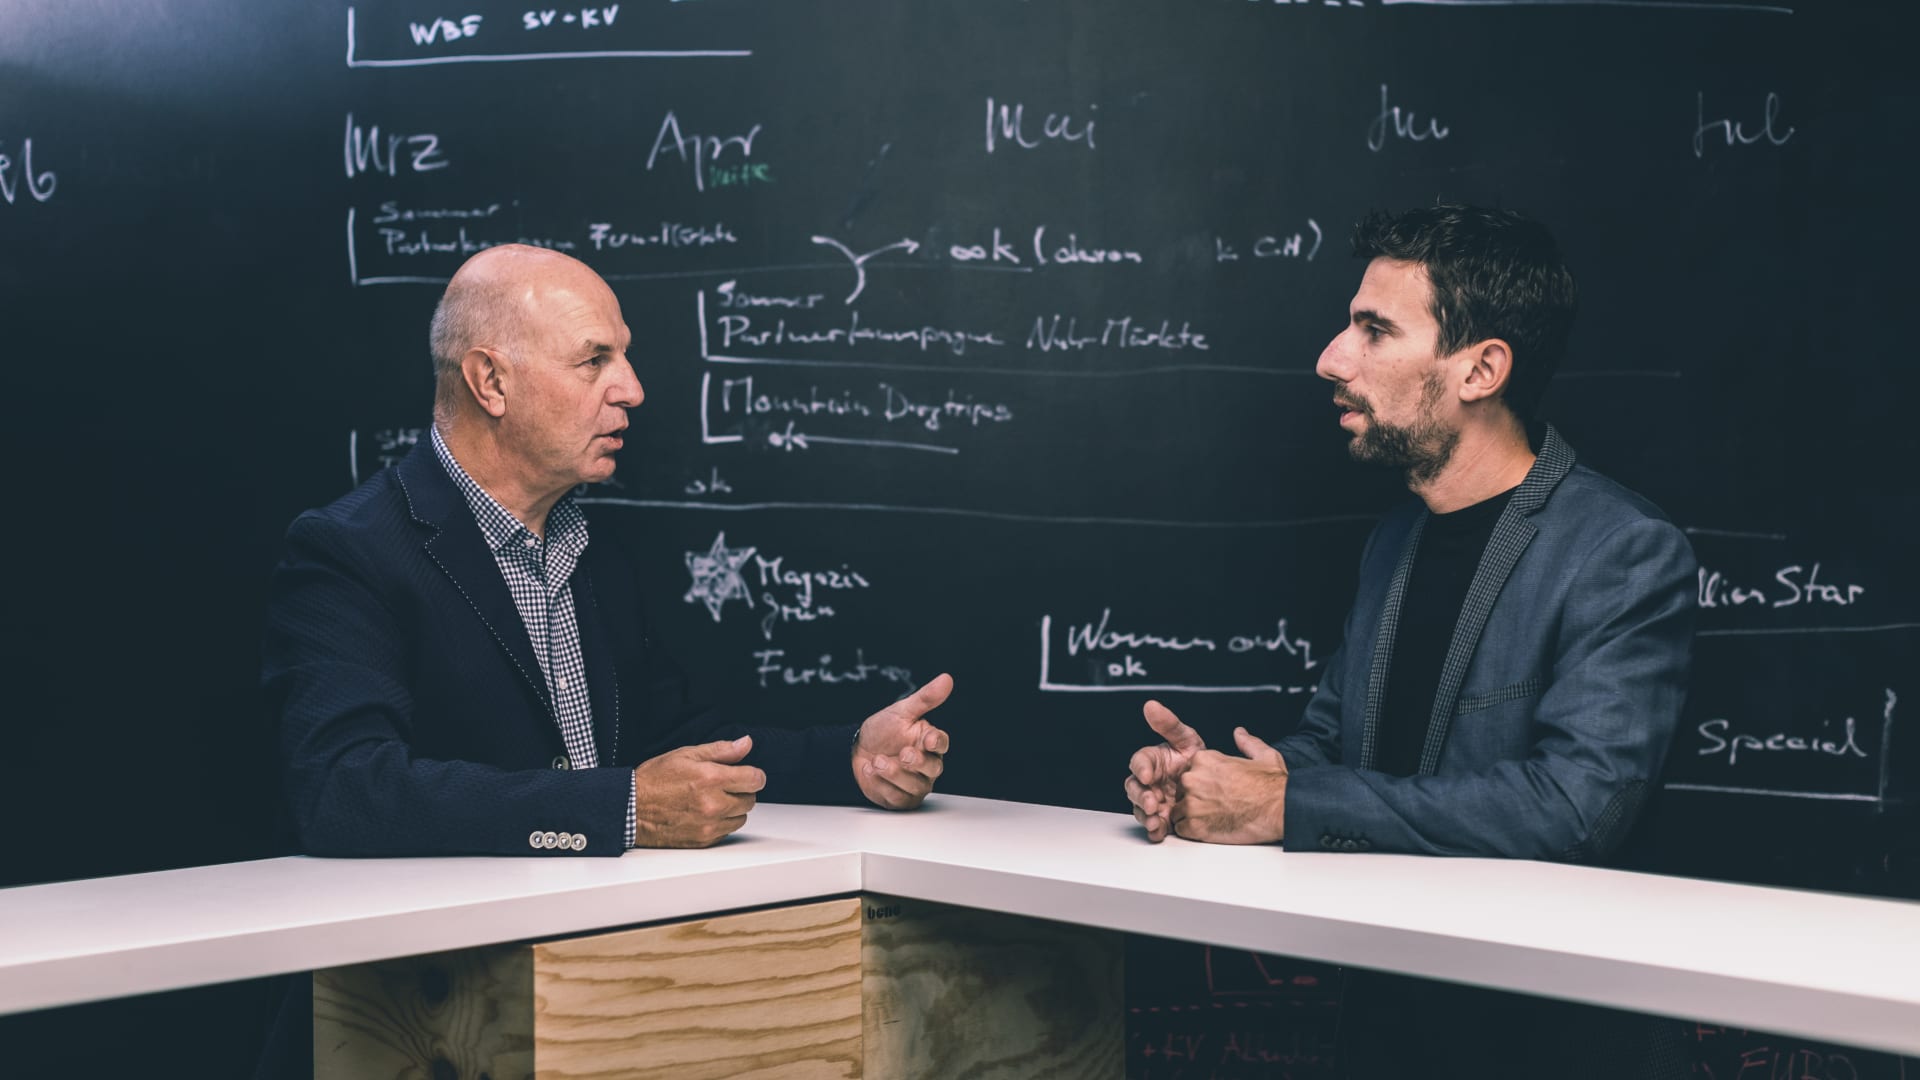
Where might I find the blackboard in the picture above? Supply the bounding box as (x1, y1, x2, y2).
(3, 0, 1915, 1074)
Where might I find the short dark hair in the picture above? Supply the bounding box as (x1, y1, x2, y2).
(1351, 205, 1576, 420)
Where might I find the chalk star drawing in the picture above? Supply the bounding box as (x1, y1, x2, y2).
(684, 531, 757, 622)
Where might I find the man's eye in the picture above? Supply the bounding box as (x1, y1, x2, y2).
(1364, 325, 1386, 341)
(583, 356, 607, 367)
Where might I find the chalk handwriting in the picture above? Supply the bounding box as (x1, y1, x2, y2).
(346, 5, 750, 66)
(707, 161, 773, 189)
(715, 280, 826, 309)
(684, 466, 733, 496)
(1067, 609, 1218, 657)
(985, 97, 1097, 154)
(345, 114, 449, 178)
(718, 311, 1002, 356)
(721, 376, 875, 420)
(683, 531, 756, 622)
(587, 220, 737, 251)
(1693, 91, 1794, 158)
(378, 226, 576, 255)
(1041, 611, 1320, 694)
(1033, 225, 1141, 265)
(755, 554, 870, 611)
(949, 227, 1021, 264)
(753, 648, 916, 691)
(1697, 564, 1866, 609)
(881, 384, 1014, 431)
(944, 225, 1142, 267)
(1366, 84, 1449, 153)
(0, 138, 56, 204)
(647, 111, 763, 193)
(811, 235, 921, 304)
(1216, 219, 1324, 263)
(1694, 692, 1892, 767)
(709, 375, 1010, 455)
(521, 6, 620, 30)
(753, 552, 871, 640)
(371, 202, 501, 224)
(765, 420, 960, 456)
(1026, 315, 1210, 352)
(1227, 620, 1319, 669)
(408, 14, 483, 45)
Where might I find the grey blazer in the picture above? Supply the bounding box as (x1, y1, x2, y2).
(1271, 426, 1697, 862)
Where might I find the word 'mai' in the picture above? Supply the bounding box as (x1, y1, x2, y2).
(985, 97, 1096, 154)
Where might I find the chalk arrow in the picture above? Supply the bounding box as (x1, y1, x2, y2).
(810, 235, 921, 304)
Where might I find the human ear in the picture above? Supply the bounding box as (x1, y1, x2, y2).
(461, 347, 509, 418)
(1459, 339, 1512, 404)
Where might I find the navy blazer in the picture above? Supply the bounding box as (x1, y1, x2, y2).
(1272, 426, 1698, 861)
(262, 442, 859, 858)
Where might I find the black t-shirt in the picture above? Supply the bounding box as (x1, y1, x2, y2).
(1374, 487, 1516, 778)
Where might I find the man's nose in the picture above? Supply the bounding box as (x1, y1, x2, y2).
(1315, 331, 1349, 383)
(610, 356, 644, 407)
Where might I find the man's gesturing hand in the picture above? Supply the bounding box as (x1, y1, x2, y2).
(632, 735, 766, 848)
(854, 673, 953, 809)
(1171, 727, 1289, 845)
(1125, 700, 1207, 843)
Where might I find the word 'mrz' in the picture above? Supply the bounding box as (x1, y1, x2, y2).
(344, 114, 448, 179)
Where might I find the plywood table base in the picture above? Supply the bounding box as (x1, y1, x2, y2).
(315, 893, 1122, 1079)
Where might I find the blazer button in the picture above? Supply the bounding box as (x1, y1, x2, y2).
(1319, 835, 1335, 850)
(542, 831, 558, 849)
(570, 834, 587, 851)
(528, 831, 546, 849)
(552, 756, 570, 770)
(556, 832, 573, 850)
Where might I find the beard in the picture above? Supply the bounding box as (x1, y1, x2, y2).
(1337, 373, 1460, 486)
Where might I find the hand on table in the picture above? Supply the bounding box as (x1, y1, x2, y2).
(1125, 700, 1207, 843)
(631, 735, 765, 847)
(853, 673, 953, 809)
(1126, 702, 1290, 844)
(1171, 727, 1289, 844)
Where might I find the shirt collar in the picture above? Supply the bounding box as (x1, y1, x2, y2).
(430, 425, 586, 554)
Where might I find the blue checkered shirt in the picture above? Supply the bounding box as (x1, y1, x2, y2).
(433, 427, 638, 848)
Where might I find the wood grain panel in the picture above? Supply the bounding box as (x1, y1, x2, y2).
(314, 943, 533, 1080)
(531, 896, 862, 1079)
(861, 893, 1124, 1080)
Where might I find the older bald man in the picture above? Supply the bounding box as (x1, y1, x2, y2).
(263, 245, 952, 859)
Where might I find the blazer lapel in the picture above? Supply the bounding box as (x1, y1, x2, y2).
(395, 443, 554, 723)
(1359, 514, 1425, 771)
(1414, 425, 1578, 774)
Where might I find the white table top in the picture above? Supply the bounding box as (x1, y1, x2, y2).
(4, 795, 1917, 1056)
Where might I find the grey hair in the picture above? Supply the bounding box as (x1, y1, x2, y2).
(429, 272, 528, 421)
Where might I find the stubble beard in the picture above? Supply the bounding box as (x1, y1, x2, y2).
(1343, 372, 1460, 487)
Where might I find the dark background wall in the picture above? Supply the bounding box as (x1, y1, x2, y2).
(2, 1, 1914, 1075)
